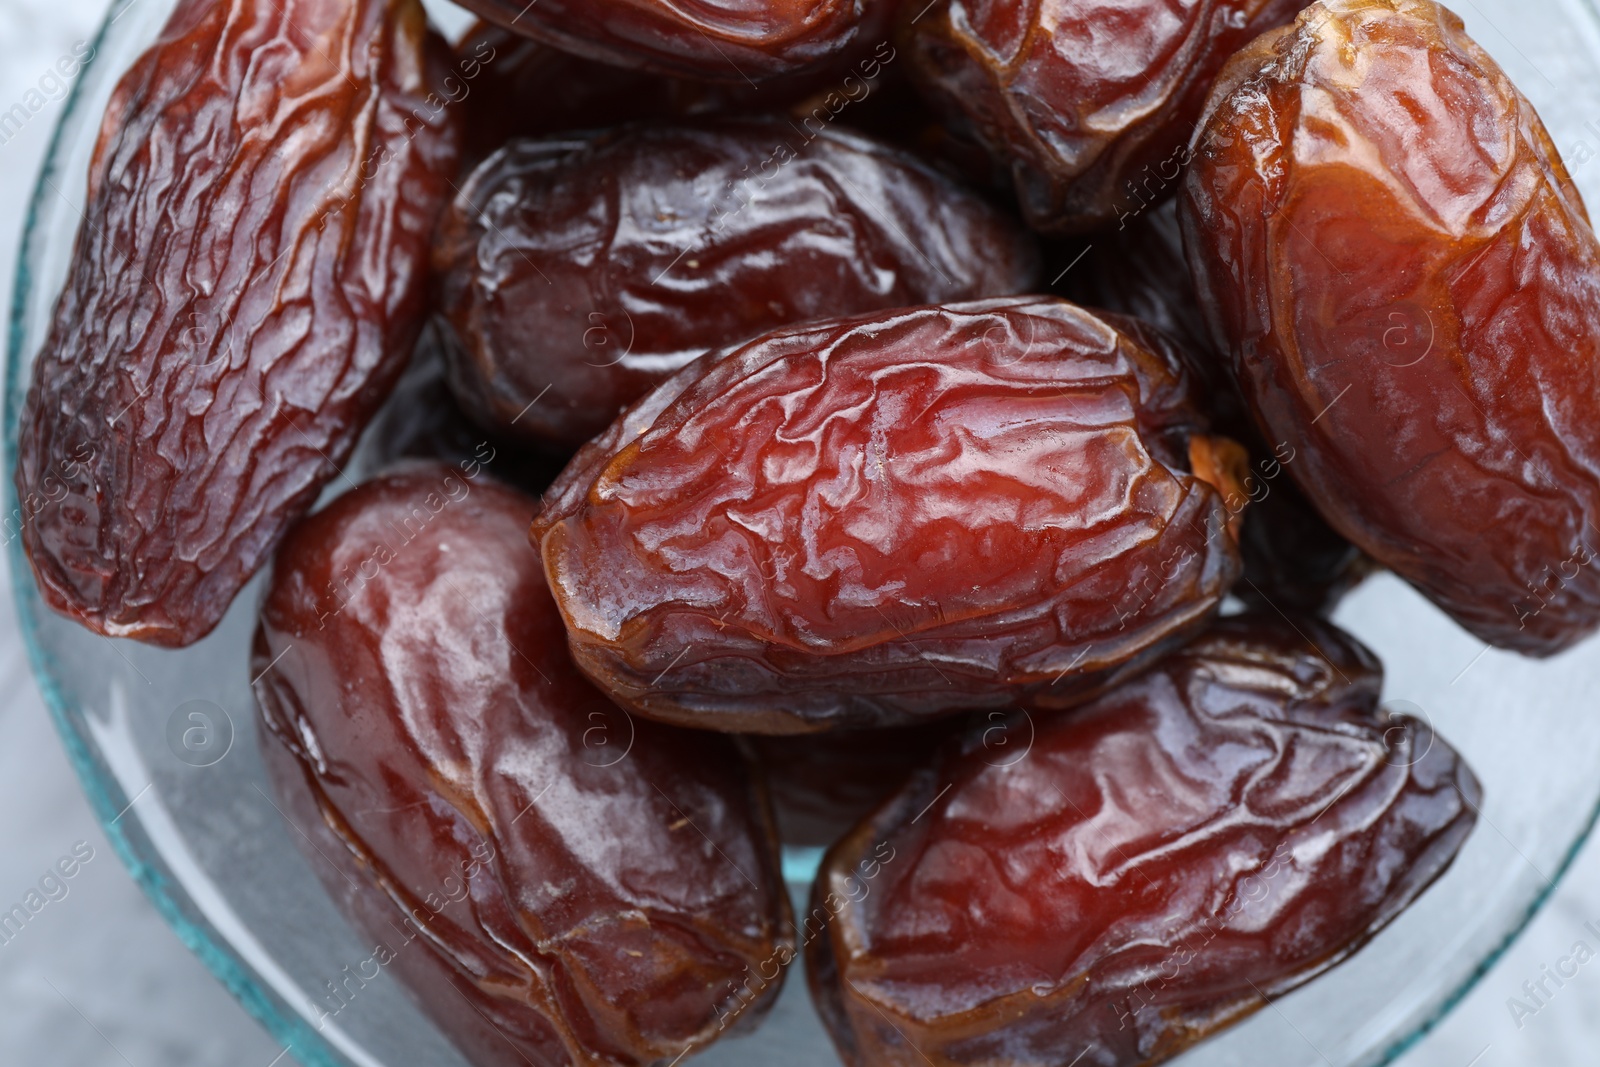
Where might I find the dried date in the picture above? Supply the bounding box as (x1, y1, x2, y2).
(532, 297, 1247, 734)
(14, 0, 460, 646)
(900, 0, 1303, 233)
(452, 22, 981, 186)
(255, 464, 792, 1067)
(809, 613, 1480, 1067)
(433, 119, 1039, 448)
(1183, 0, 1600, 654)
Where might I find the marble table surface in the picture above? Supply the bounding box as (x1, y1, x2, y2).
(0, 0, 1596, 1063)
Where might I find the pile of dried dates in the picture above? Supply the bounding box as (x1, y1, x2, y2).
(34, 0, 1600, 1061)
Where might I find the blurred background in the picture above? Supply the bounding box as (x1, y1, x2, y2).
(1, 0, 1598, 1063)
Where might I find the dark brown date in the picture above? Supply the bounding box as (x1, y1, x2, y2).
(809, 613, 1479, 1067)
(14, 0, 459, 646)
(255, 464, 792, 1067)
(455, 0, 884, 82)
(1183, 0, 1600, 654)
(531, 297, 1247, 734)
(453, 22, 980, 187)
(745, 722, 954, 847)
(433, 119, 1039, 448)
(900, 0, 1302, 233)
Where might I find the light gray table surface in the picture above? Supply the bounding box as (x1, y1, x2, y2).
(1, 0, 1597, 1063)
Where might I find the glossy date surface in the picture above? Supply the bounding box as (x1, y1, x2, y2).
(433, 119, 1038, 448)
(455, 0, 883, 82)
(809, 614, 1480, 1067)
(532, 297, 1245, 734)
(900, 0, 1302, 233)
(1183, 0, 1600, 654)
(255, 465, 792, 1067)
(14, 0, 459, 646)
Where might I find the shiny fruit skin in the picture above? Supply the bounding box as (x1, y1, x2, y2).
(1062, 204, 1366, 615)
(255, 465, 793, 1067)
(1183, 0, 1600, 654)
(453, 0, 886, 83)
(432, 119, 1040, 448)
(901, 0, 1303, 233)
(809, 613, 1479, 1067)
(15, 0, 460, 646)
(532, 297, 1245, 733)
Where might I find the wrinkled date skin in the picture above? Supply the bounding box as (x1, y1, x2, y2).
(1184, 0, 1600, 654)
(900, 0, 1302, 233)
(532, 297, 1245, 734)
(14, 0, 459, 647)
(255, 465, 793, 1067)
(809, 614, 1480, 1067)
(746, 722, 955, 846)
(434, 119, 1039, 448)
(456, 0, 882, 82)
(1063, 204, 1366, 614)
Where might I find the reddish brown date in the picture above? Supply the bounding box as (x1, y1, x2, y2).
(255, 465, 792, 1067)
(746, 722, 955, 847)
(809, 614, 1479, 1067)
(433, 119, 1038, 448)
(1183, 0, 1600, 654)
(455, 0, 883, 82)
(13, 0, 459, 647)
(532, 297, 1246, 734)
(1061, 205, 1367, 614)
(900, 0, 1302, 233)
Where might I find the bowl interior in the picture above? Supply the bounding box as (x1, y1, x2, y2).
(10, 1, 1600, 1065)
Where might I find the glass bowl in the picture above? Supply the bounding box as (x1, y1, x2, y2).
(10, 1, 1600, 1065)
